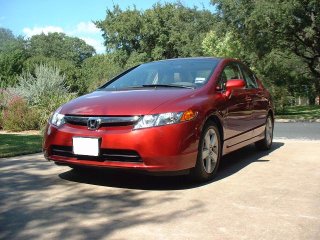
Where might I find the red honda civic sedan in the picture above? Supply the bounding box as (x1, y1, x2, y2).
(43, 57, 274, 181)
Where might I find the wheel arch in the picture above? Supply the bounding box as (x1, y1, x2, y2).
(202, 112, 224, 143)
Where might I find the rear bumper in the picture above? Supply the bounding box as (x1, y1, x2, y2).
(43, 121, 200, 172)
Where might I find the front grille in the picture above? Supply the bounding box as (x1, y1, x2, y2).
(64, 115, 140, 127)
(51, 145, 142, 162)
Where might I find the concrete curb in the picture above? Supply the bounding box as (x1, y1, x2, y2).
(275, 118, 320, 123)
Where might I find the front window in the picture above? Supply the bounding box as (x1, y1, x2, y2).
(101, 59, 219, 90)
(217, 63, 243, 90)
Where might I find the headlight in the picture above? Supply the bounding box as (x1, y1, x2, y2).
(134, 110, 197, 130)
(50, 108, 65, 127)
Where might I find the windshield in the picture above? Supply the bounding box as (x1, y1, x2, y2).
(101, 59, 219, 90)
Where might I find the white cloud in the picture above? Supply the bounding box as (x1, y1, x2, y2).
(81, 37, 105, 54)
(23, 26, 64, 37)
(22, 23, 105, 53)
(75, 22, 100, 34)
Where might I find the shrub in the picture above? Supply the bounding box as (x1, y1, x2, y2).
(0, 88, 8, 130)
(0, 88, 7, 109)
(36, 93, 75, 127)
(270, 86, 294, 114)
(6, 64, 76, 130)
(0, 88, 19, 109)
(13, 64, 69, 106)
(0, 110, 3, 130)
(2, 97, 39, 131)
(23, 56, 82, 93)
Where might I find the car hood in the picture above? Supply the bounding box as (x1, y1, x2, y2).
(60, 89, 194, 116)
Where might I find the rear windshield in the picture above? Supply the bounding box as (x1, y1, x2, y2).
(102, 59, 219, 90)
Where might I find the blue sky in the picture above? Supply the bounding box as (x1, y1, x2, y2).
(0, 0, 214, 53)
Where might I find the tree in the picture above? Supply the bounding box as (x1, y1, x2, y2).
(142, 3, 215, 59)
(0, 28, 28, 87)
(80, 53, 122, 92)
(211, 0, 320, 103)
(0, 28, 16, 51)
(21, 32, 97, 93)
(95, 3, 215, 64)
(97, 5, 143, 55)
(202, 30, 243, 58)
(28, 32, 96, 65)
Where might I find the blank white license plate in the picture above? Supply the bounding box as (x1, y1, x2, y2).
(73, 137, 99, 156)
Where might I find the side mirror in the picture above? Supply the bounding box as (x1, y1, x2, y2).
(225, 79, 246, 97)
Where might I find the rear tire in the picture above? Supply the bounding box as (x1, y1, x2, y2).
(255, 114, 273, 151)
(190, 121, 222, 182)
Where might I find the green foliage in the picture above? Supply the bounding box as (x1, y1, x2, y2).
(0, 28, 16, 51)
(202, 30, 243, 58)
(81, 53, 123, 91)
(0, 89, 6, 129)
(124, 51, 148, 68)
(1, 92, 73, 131)
(97, 5, 143, 54)
(9, 64, 75, 129)
(29, 32, 96, 65)
(23, 56, 82, 93)
(13, 64, 69, 105)
(80, 53, 123, 92)
(96, 3, 215, 63)
(79, 51, 148, 93)
(0, 28, 95, 92)
(211, 0, 320, 102)
(0, 110, 3, 129)
(0, 89, 5, 109)
(36, 93, 75, 127)
(2, 97, 39, 131)
(0, 28, 29, 87)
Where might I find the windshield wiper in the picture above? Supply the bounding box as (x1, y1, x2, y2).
(141, 84, 194, 89)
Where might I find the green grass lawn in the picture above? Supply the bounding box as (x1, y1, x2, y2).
(276, 105, 320, 119)
(0, 134, 42, 158)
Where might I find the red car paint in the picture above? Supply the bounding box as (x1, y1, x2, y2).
(43, 58, 273, 174)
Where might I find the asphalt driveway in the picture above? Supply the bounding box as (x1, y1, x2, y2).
(1, 140, 320, 240)
(274, 122, 320, 140)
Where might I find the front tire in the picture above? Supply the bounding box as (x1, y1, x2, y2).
(255, 114, 273, 151)
(190, 121, 222, 182)
(68, 165, 85, 172)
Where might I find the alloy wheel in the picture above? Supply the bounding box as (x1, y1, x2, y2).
(202, 128, 219, 173)
(266, 116, 273, 146)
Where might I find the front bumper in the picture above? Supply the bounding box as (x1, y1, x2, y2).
(43, 121, 200, 172)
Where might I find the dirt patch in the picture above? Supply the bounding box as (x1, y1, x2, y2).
(0, 130, 41, 135)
